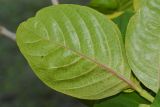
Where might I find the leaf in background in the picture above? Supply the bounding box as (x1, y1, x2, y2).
(94, 92, 149, 107)
(88, 0, 119, 14)
(117, 0, 133, 11)
(16, 4, 132, 99)
(151, 90, 160, 107)
(89, 0, 133, 18)
(113, 10, 134, 42)
(126, 0, 160, 93)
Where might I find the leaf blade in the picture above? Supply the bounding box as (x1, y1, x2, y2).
(16, 4, 132, 99)
(126, 0, 160, 92)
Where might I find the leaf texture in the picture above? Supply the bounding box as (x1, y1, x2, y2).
(126, 0, 160, 92)
(16, 4, 131, 99)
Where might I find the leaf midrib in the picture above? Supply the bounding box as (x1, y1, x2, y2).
(21, 22, 137, 91)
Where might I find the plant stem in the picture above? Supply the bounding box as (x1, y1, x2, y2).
(0, 26, 16, 41)
(136, 87, 154, 102)
(51, 0, 59, 5)
(129, 76, 154, 102)
(139, 104, 150, 107)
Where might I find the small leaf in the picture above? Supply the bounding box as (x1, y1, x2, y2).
(94, 92, 149, 107)
(126, 0, 160, 92)
(16, 4, 132, 99)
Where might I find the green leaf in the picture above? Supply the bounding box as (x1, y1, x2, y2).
(89, 0, 118, 14)
(89, 0, 133, 14)
(16, 4, 132, 99)
(113, 10, 134, 42)
(126, 0, 160, 93)
(94, 92, 149, 107)
(151, 90, 160, 107)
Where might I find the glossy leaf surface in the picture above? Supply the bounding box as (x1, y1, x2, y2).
(126, 0, 160, 92)
(16, 4, 131, 99)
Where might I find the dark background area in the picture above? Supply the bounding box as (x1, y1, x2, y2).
(0, 0, 90, 107)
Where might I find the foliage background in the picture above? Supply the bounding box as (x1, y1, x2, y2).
(0, 0, 89, 107)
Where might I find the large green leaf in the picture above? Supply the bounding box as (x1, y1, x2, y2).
(16, 4, 132, 99)
(94, 92, 149, 107)
(126, 0, 160, 92)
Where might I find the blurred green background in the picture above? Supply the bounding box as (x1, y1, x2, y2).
(0, 0, 89, 107)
